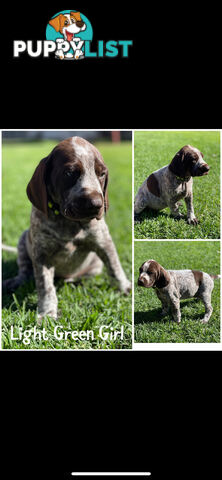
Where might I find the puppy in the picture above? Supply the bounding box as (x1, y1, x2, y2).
(49, 11, 86, 59)
(49, 12, 86, 41)
(3, 137, 131, 322)
(138, 259, 219, 323)
(134, 145, 210, 224)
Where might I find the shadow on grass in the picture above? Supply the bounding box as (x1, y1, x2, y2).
(2, 257, 18, 280)
(134, 307, 162, 324)
(134, 207, 187, 224)
(135, 208, 168, 224)
(134, 299, 203, 324)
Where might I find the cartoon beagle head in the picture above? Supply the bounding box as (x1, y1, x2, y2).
(49, 12, 86, 42)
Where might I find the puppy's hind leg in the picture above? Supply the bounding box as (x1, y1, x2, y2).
(134, 191, 148, 222)
(200, 294, 213, 324)
(3, 230, 33, 292)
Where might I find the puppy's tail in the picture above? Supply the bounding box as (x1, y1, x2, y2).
(209, 274, 221, 281)
(2, 244, 18, 253)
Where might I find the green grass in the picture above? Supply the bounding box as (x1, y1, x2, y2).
(134, 241, 220, 343)
(134, 131, 220, 239)
(2, 140, 132, 350)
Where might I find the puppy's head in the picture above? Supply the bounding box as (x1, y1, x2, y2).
(138, 259, 170, 289)
(169, 145, 210, 178)
(49, 12, 85, 40)
(27, 137, 109, 222)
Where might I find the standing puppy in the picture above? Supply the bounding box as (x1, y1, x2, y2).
(3, 137, 131, 321)
(138, 259, 219, 323)
(134, 145, 210, 224)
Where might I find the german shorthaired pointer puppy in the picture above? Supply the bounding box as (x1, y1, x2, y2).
(134, 145, 210, 224)
(138, 259, 220, 323)
(3, 137, 131, 321)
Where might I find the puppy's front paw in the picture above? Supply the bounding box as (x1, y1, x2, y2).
(187, 216, 199, 225)
(119, 280, 132, 295)
(37, 310, 57, 325)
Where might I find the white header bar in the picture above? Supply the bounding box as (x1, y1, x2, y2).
(71, 474, 151, 477)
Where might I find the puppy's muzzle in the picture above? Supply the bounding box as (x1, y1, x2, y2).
(65, 191, 104, 219)
(138, 277, 145, 286)
(195, 163, 210, 176)
(82, 192, 103, 213)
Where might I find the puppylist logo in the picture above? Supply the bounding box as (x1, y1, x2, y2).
(13, 9, 133, 60)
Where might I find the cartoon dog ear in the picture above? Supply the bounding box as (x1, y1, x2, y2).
(103, 170, 109, 213)
(71, 11, 82, 22)
(49, 15, 62, 32)
(26, 156, 51, 217)
(70, 11, 85, 28)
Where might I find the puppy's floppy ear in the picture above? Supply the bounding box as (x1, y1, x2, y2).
(103, 170, 109, 213)
(155, 264, 170, 288)
(26, 156, 51, 217)
(49, 15, 62, 32)
(71, 11, 82, 21)
(169, 148, 187, 177)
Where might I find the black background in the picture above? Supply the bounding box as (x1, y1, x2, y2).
(2, 352, 220, 480)
(2, 2, 221, 480)
(2, 2, 221, 128)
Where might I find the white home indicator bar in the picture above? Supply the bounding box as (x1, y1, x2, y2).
(71, 474, 151, 477)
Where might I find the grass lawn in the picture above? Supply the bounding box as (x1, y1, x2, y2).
(134, 131, 220, 239)
(134, 241, 220, 343)
(2, 140, 132, 350)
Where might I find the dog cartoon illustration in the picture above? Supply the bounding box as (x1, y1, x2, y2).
(49, 11, 86, 59)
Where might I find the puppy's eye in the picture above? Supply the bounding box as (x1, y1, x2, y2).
(63, 170, 81, 183)
(64, 20, 69, 25)
(71, 18, 75, 23)
(99, 172, 106, 178)
(63, 170, 72, 177)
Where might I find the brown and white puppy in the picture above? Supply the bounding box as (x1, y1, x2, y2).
(49, 12, 86, 42)
(134, 145, 210, 224)
(138, 259, 219, 323)
(49, 12, 86, 59)
(3, 137, 131, 322)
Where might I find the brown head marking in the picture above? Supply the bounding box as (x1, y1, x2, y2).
(138, 260, 170, 289)
(169, 145, 198, 178)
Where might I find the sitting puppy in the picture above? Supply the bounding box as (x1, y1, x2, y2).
(134, 145, 210, 224)
(3, 137, 131, 322)
(138, 259, 220, 323)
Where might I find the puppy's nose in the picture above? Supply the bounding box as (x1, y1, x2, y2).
(138, 278, 144, 286)
(86, 194, 103, 211)
(202, 163, 210, 172)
